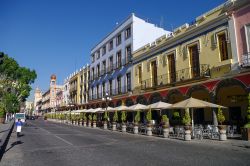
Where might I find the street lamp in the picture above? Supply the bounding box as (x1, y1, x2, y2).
(102, 92, 112, 111)
(102, 92, 112, 129)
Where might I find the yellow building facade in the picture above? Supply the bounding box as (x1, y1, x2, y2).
(131, 1, 250, 127)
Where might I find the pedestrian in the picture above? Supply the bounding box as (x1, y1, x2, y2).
(16, 118, 23, 138)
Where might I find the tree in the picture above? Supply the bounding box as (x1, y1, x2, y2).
(0, 52, 37, 114)
(217, 107, 225, 125)
(244, 93, 250, 128)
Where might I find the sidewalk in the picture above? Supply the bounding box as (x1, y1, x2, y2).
(0, 120, 14, 157)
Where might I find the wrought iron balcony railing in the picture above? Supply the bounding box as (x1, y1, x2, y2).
(141, 64, 210, 90)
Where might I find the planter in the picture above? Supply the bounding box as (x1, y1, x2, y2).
(103, 122, 108, 130)
(133, 126, 138, 134)
(88, 122, 92, 127)
(163, 128, 169, 138)
(122, 124, 126, 133)
(112, 123, 117, 131)
(0, 117, 5, 124)
(241, 128, 250, 141)
(83, 121, 87, 127)
(147, 126, 152, 136)
(93, 122, 96, 128)
(184, 129, 191, 141)
(218, 125, 227, 141)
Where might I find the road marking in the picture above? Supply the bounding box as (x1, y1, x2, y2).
(53, 135, 73, 146)
(28, 121, 73, 146)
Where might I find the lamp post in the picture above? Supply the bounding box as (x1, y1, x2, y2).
(102, 92, 112, 129)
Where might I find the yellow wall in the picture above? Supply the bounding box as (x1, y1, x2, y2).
(132, 7, 233, 91)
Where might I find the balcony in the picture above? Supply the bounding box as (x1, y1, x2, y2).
(141, 64, 210, 90)
(241, 52, 250, 68)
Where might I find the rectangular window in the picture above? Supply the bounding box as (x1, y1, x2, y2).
(97, 85, 99, 99)
(218, 33, 229, 61)
(109, 80, 112, 95)
(125, 27, 131, 39)
(125, 45, 132, 63)
(109, 56, 113, 72)
(102, 60, 106, 75)
(91, 54, 95, 63)
(117, 76, 121, 94)
(189, 44, 200, 78)
(96, 50, 100, 59)
(102, 46, 106, 55)
(102, 83, 105, 97)
(138, 66, 142, 84)
(126, 73, 131, 91)
(109, 40, 113, 51)
(117, 51, 122, 68)
(97, 64, 100, 77)
(168, 54, 176, 83)
(116, 34, 122, 46)
(91, 68, 95, 80)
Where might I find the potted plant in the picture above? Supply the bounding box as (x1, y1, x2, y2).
(162, 115, 170, 138)
(88, 114, 92, 127)
(121, 111, 127, 133)
(112, 111, 118, 131)
(79, 113, 83, 126)
(75, 115, 80, 125)
(0, 104, 5, 124)
(217, 107, 227, 141)
(71, 114, 76, 125)
(182, 109, 191, 141)
(242, 93, 250, 141)
(134, 111, 140, 134)
(103, 111, 109, 129)
(83, 113, 87, 127)
(146, 108, 152, 136)
(92, 113, 97, 128)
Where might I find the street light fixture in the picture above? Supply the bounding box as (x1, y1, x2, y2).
(102, 92, 112, 111)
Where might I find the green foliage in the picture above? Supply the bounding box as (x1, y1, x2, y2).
(244, 93, 250, 128)
(83, 113, 87, 121)
(113, 111, 118, 122)
(121, 111, 126, 123)
(162, 115, 169, 123)
(172, 111, 181, 120)
(103, 111, 108, 121)
(217, 107, 225, 125)
(0, 103, 5, 118)
(0, 53, 37, 113)
(135, 111, 140, 123)
(79, 113, 83, 120)
(182, 109, 191, 126)
(146, 108, 152, 122)
(71, 114, 76, 121)
(88, 114, 92, 121)
(93, 114, 97, 121)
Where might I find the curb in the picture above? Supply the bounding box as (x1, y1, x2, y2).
(0, 121, 15, 160)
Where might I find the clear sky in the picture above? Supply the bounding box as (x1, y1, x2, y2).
(0, 0, 226, 100)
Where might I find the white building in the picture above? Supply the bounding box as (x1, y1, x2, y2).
(89, 13, 171, 101)
(63, 77, 70, 106)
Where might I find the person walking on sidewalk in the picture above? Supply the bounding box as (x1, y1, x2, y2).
(16, 118, 23, 137)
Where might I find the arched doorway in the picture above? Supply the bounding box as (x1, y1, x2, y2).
(215, 78, 248, 129)
(149, 92, 162, 123)
(125, 98, 134, 122)
(166, 89, 185, 125)
(116, 100, 122, 107)
(187, 85, 212, 125)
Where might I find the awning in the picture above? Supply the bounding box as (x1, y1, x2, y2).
(91, 80, 98, 88)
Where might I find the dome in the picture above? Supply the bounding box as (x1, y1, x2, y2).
(50, 74, 56, 80)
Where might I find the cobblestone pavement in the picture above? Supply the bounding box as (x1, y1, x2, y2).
(1, 119, 250, 166)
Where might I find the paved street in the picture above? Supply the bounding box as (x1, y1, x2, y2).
(1, 119, 250, 166)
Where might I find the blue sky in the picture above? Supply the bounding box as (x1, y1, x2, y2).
(0, 0, 226, 100)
